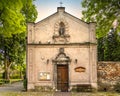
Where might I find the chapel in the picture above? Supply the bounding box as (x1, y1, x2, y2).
(27, 7, 97, 91)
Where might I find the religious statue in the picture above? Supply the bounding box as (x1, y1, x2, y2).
(59, 27, 65, 36)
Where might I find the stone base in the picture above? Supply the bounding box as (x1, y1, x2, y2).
(70, 83, 97, 92)
(91, 83, 98, 91)
(35, 86, 55, 92)
(27, 83, 35, 91)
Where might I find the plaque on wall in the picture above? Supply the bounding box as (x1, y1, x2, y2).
(75, 67, 86, 72)
(38, 72, 50, 80)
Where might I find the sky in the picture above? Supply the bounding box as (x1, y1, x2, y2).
(34, 0, 83, 22)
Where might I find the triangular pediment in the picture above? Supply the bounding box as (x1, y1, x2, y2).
(35, 7, 88, 25)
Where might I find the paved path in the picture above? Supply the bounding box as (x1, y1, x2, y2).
(54, 92, 71, 96)
(0, 81, 24, 92)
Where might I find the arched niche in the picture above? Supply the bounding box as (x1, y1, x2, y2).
(53, 19, 70, 43)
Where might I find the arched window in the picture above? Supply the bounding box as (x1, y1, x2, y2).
(59, 22, 65, 36)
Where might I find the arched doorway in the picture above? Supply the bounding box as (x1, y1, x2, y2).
(53, 48, 71, 92)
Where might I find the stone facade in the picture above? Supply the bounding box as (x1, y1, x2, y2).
(27, 7, 97, 91)
(98, 61, 120, 91)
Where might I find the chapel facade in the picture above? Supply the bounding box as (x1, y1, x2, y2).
(27, 7, 97, 91)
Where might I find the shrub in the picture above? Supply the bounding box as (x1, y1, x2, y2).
(23, 78, 27, 90)
(10, 75, 20, 79)
(98, 83, 112, 91)
(114, 81, 120, 92)
(0, 73, 2, 79)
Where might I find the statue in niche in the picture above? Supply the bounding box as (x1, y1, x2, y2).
(59, 22, 65, 36)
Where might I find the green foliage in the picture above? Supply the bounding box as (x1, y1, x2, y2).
(0, 74, 2, 79)
(0, 0, 37, 37)
(114, 81, 120, 92)
(0, 33, 26, 64)
(0, 0, 37, 80)
(82, 0, 120, 61)
(0, 0, 25, 37)
(0, 79, 22, 85)
(98, 82, 112, 91)
(23, 77, 27, 90)
(21, 0, 38, 22)
(10, 74, 21, 79)
(82, 0, 120, 38)
(98, 29, 120, 61)
(104, 29, 120, 61)
(97, 37, 105, 61)
(0, 31, 26, 80)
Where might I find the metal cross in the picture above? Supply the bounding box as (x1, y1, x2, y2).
(60, 1, 63, 7)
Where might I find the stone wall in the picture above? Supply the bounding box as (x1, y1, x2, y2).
(98, 61, 120, 91)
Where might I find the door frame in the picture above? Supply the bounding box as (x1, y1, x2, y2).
(52, 48, 71, 91)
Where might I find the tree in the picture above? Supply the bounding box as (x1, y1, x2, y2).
(82, 0, 120, 61)
(0, 0, 37, 81)
(0, 33, 26, 80)
(0, 0, 37, 37)
(82, 0, 120, 38)
(104, 28, 120, 61)
(21, 0, 38, 22)
(97, 37, 105, 61)
(0, 0, 25, 37)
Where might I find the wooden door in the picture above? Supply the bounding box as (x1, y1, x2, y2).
(57, 65, 69, 92)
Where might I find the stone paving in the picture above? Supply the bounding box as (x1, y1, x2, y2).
(0, 82, 120, 96)
(54, 92, 71, 96)
(0, 82, 71, 96)
(0, 81, 24, 92)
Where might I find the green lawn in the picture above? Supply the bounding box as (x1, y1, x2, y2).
(0, 79, 22, 85)
(0, 92, 54, 96)
(72, 92, 120, 96)
(0, 92, 120, 96)
(10, 79, 22, 83)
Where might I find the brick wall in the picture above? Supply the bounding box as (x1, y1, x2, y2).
(98, 61, 120, 91)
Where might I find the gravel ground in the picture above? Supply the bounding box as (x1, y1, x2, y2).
(0, 81, 24, 92)
(0, 82, 120, 96)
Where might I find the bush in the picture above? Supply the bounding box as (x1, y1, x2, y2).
(10, 75, 20, 79)
(4, 79, 10, 83)
(114, 81, 120, 92)
(23, 78, 27, 90)
(0, 73, 2, 79)
(98, 83, 112, 91)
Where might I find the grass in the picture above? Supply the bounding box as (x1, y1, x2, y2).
(72, 92, 120, 96)
(0, 79, 22, 85)
(0, 92, 54, 96)
(10, 79, 22, 83)
(0, 92, 120, 96)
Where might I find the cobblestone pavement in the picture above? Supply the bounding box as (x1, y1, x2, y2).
(0, 81, 24, 92)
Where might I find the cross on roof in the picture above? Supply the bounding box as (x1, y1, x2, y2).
(60, 1, 63, 7)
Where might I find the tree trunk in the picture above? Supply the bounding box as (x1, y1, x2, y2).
(20, 69, 23, 79)
(5, 67, 10, 80)
(4, 58, 10, 83)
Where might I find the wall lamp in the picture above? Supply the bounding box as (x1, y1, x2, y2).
(75, 59, 78, 64)
(47, 59, 49, 64)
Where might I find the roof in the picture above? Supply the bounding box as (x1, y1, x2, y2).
(35, 7, 93, 25)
